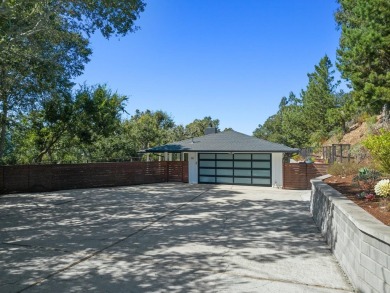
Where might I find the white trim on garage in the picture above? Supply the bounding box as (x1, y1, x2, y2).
(272, 152, 283, 187)
(188, 152, 198, 184)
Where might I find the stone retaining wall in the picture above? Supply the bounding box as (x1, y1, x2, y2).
(310, 178, 390, 293)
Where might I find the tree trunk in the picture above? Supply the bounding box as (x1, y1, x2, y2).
(34, 130, 64, 163)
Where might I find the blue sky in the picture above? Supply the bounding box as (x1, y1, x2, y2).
(75, 0, 342, 135)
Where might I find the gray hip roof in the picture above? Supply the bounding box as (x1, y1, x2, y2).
(143, 130, 298, 153)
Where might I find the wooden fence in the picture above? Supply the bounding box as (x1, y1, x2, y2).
(283, 163, 329, 190)
(0, 161, 188, 194)
(322, 144, 351, 164)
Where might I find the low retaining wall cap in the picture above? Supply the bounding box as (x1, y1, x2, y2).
(313, 180, 390, 245)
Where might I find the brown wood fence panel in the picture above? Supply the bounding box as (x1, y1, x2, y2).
(283, 163, 308, 190)
(51, 163, 118, 190)
(0, 161, 188, 194)
(308, 164, 329, 179)
(28, 165, 53, 191)
(144, 161, 167, 184)
(0, 166, 3, 192)
(182, 161, 188, 183)
(283, 163, 329, 190)
(3, 166, 30, 192)
(167, 161, 186, 182)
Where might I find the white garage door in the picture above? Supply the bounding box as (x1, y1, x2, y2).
(198, 153, 272, 186)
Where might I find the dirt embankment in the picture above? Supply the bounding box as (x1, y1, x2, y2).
(324, 114, 388, 147)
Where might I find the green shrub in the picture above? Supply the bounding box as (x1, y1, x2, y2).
(327, 161, 364, 177)
(366, 115, 377, 125)
(363, 130, 390, 173)
(292, 154, 304, 161)
(329, 127, 344, 143)
(356, 112, 370, 124)
(349, 143, 369, 163)
(327, 162, 343, 176)
(353, 168, 382, 192)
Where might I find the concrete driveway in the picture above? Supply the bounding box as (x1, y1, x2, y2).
(0, 183, 354, 293)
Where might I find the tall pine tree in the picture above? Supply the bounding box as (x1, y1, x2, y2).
(335, 0, 390, 112)
(301, 55, 339, 145)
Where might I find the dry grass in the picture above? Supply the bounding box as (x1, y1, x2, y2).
(327, 161, 372, 177)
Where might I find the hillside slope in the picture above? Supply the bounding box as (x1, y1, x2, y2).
(324, 115, 387, 147)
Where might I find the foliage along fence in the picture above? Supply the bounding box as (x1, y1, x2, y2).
(0, 161, 188, 194)
(283, 163, 329, 190)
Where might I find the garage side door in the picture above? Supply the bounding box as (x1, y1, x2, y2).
(198, 153, 272, 186)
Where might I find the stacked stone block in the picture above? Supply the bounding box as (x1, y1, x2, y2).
(311, 179, 390, 293)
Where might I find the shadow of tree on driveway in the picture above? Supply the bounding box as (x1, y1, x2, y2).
(0, 184, 352, 292)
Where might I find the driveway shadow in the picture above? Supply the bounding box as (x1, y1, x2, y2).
(0, 184, 352, 292)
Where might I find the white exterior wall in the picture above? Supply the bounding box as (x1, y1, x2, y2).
(272, 153, 283, 187)
(188, 152, 198, 184)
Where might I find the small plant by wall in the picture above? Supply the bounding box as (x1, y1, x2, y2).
(352, 168, 382, 192)
(375, 179, 390, 198)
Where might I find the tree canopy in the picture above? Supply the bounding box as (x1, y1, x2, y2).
(6, 85, 127, 163)
(2, 86, 224, 164)
(184, 116, 220, 138)
(301, 55, 340, 144)
(253, 56, 351, 148)
(0, 0, 145, 160)
(335, 0, 390, 112)
(3, 0, 388, 162)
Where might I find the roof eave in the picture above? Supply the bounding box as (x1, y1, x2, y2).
(143, 149, 298, 153)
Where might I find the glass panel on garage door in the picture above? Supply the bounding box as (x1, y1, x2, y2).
(198, 153, 272, 186)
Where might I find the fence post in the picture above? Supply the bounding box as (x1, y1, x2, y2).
(305, 163, 309, 189)
(166, 161, 169, 182)
(347, 144, 351, 162)
(331, 145, 335, 164)
(181, 161, 184, 183)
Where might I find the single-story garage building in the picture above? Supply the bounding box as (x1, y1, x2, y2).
(144, 129, 298, 187)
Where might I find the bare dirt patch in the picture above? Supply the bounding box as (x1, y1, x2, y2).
(324, 175, 390, 226)
(325, 122, 369, 146)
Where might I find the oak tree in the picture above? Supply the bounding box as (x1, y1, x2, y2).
(0, 0, 145, 160)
